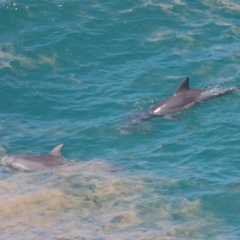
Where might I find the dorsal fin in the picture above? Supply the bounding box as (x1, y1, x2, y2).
(175, 77, 190, 94)
(47, 144, 64, 157)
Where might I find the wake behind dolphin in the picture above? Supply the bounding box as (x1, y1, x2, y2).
(1, 144, 70, 171)
(132, 77, 240, 122)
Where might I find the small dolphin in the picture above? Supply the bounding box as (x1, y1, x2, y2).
(1, 144, 69, 171)
(133, 77, 238, 120)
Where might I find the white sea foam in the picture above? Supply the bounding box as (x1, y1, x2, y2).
(0, 48, 35, 69)
(0, 49, 16, 68)
(0, 163, 225, 239)
(204, 0, 240, 12)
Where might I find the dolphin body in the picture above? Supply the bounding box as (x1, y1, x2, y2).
(1, 144, 69, 171)
(132, 77, 239, 122)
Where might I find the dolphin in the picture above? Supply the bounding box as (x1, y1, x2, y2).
(1, 144, 69, 171)
(130, 77, 239, 122)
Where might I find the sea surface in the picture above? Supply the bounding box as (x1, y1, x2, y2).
(1, 0, 240, 239)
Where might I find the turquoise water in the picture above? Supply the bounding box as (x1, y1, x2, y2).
(1, 0, 240, 239)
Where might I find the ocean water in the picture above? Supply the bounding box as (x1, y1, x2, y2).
(1, 0, 240, 239)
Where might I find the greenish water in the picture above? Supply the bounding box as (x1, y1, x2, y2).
(1, 0, 240, 239)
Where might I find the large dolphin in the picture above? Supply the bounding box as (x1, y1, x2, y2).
(1, 144, 69, 171)
(148, 77, 239, 116)
(131, 77, 239, 122)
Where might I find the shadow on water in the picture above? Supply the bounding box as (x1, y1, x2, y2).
(116, 111, 154, 135)
(116, 111, 180, 135)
